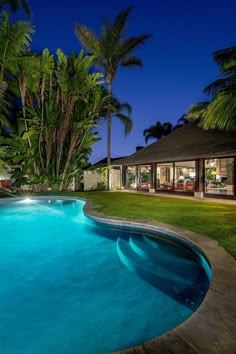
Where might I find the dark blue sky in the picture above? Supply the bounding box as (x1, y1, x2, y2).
(14, 0, 236, 163)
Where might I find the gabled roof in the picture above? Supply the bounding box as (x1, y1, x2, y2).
(114, 123, 236, 166)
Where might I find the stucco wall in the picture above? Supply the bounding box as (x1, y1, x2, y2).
(83, 168, 121, 191)
(111, 168, 121, 189)
(83, 170, 105, 191)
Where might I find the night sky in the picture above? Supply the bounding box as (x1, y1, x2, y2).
(13, 0, 236, 163)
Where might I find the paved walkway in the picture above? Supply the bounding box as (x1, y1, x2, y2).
(84, 198, 236, 354)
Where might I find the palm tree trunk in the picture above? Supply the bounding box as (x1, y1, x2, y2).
(0, 40, 9, 82)
(59, 135, 78, 191)
(107, 80, 112, 190)
(38, 74, 46, 171)
(59, 130, 87, 191)
(56, 99, 74, 178)
(20, 83, 39, 179)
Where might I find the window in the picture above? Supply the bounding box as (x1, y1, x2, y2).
(138, 165, 151, 190)
(175, 161, 196, 192)
(205, 158, 234, 195)
(125, 166, 137, 190)
(156, 163, 174, 191)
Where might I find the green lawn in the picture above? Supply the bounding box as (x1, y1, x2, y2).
(1, 190, 236, 258)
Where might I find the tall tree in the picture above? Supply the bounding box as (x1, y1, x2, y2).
(75, 6, 151, 188)
(186, 46, 236, 131)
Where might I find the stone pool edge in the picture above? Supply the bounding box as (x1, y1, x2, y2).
(83, 198, 236, 354)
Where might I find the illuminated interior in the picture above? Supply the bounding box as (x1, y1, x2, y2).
(205, 158, 234, 195)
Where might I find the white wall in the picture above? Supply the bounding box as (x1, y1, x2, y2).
(83, 168, 121, 191)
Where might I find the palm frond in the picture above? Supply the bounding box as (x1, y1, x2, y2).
(75, 24, 101, 57)
(203, 78, 236, 96)
(110, 6, 134, 43)
(0, 0, 31, 16)
(119, 34, 152, 58)
(121, 56, 143, 67)
(115, 113, 133, 136)
(111, 96, 132, 115)
(213, 46, 236, 66)
(143, 121, 164, 144)
(222, 60, 236, 73)
(118, 102, 132, 115)
(202, 91, 236, 131)
(186, 102, 209, 122)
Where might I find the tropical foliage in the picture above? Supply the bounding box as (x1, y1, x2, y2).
(75, 6, 151, 188)
(1, 49, 110, 190)
(0, 14, 112, 190)
(186, 46, 236, 131)
(0, 7, 151, 191)
(0, 12, 34, 130)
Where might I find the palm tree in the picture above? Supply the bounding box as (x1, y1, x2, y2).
(75, 6, 151, 188)
(143, 121, 164, 144)
(143, 115, 190, 144)
(186, 46, 236, 131)
(0, 0, 31, 16)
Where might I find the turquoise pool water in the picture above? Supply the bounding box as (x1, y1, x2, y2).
(0, 198, 211, 354)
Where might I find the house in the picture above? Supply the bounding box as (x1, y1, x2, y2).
(114, 123, 236, 199)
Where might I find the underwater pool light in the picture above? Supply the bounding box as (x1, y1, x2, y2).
(23, 198, 32, 203)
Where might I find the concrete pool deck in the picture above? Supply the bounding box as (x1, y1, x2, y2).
(84, 199, 236, 354)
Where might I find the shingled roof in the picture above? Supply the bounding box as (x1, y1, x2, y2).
(114, 123, 236, 166)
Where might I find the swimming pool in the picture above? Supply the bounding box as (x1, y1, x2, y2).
(0, 198, 211, 354)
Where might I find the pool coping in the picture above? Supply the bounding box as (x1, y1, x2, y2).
(82, 198, 236, 354)
(1, 196, 236, 353)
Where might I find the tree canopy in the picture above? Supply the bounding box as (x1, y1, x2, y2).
(186, 46, 236, 131)
(0, 15, 112, 191)
(143, 116, 188, 144)
(75, 6, 151, 189)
